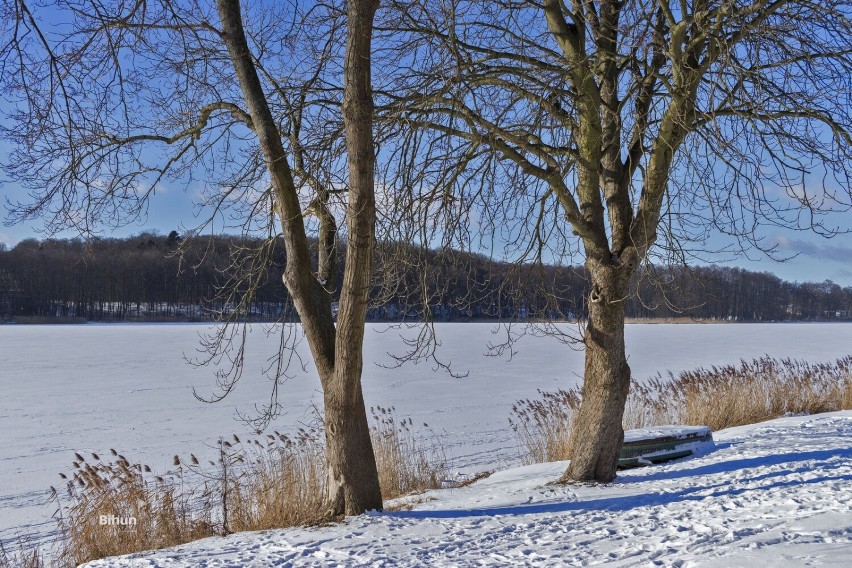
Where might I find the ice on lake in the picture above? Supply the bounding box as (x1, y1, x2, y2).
(2, 322, 852, 547)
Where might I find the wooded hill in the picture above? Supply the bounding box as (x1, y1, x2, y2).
(0, 232, 850, 323)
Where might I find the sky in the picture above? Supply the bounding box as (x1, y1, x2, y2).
(2, 2, 851, 288)
(1, 103, 850, 287)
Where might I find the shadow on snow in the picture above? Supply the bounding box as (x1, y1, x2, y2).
(385, 447, 851, 520)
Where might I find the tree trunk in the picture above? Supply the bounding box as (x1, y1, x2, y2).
(561, 258, 634, 482)
(218, 0, 382, 516)
(323, 371, 381, 516)
(322, 0, 383, 516)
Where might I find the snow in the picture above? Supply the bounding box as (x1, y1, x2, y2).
(623, 425, 712, 444)
(81, 412, 852, 567)
(2, 322, 852, 562)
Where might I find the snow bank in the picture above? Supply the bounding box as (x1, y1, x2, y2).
(83, 411, 852, 567)
(623, 424, 712, 444)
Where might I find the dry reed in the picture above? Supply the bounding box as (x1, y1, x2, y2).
(370, 406, 446, 500)
(41, 406, 445, 566)
(53, 451, 215, 566)
(0, 536, 44, 568)
(509, 389, 580, 464)
(223, 428, 326, 532)
(511, 355, 852, 464)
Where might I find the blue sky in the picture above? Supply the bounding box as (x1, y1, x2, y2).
(2, 2, 851, 288)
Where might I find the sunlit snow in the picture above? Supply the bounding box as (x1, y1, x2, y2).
(1, 322, 851, 564)
(83, 412, 852, 567)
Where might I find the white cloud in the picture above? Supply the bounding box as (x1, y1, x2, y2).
(773, 234, 852, 262)
(0, 232, 18, 248)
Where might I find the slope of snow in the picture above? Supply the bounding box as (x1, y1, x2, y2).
(83, 412, 852, 567)
(2, 323, 852, 553)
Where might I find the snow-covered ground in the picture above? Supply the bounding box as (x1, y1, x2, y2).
(2, 322, 852, 559)
(83, 412, 852, 567)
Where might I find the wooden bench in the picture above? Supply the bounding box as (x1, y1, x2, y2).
(618, 425, 714, 469)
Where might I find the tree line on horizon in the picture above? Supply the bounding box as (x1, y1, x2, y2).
(1, 232, 849, 323)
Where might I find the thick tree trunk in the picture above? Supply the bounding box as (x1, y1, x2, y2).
(217, 0, 336, 379)
(322, 371, 381, 516)
(561, 258, 634, 482)
(322, 0, 383, 516)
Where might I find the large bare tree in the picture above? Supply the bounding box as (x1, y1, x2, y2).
(1, 0, 383, 515)
(383, 0, 852, 481)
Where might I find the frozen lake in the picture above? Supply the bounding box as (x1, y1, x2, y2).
(2, 322, 852, 547)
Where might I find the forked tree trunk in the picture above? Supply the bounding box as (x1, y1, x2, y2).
(323, 0, 383, 516)
(218, 0, 382, 516)
(561, 259, 634, 482)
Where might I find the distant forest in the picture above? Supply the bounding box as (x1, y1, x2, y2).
(1, 232, 850, 323)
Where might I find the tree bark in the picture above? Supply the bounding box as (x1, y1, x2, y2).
(561, 254, 636, 482)
(217, 0, 382, 516)
(323, 0, 383, 516)
(315, 193, 338, 291)
(323, 377, 381, 516)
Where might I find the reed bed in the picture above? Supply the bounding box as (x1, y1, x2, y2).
(42, 408, 444, 566)
(370, 405, 446, 500)
(0, 536, 44, 568)
(511, 355, 852, 464)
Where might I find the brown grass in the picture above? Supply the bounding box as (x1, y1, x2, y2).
(53, 451, 216, 566)
(39, 406, 445, 566)
(208, 428, 326, 533)
(509, 389, 580, 464)
(370, 406, 446, 500)
(511, 355, 852, 464)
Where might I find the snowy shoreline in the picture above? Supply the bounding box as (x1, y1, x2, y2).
(82, 411, 852, 567)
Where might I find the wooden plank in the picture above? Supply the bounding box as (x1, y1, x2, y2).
(622, 425, 712, 447)
(618, 425, 713, 469)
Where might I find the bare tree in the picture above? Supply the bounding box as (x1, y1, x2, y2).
(1, 0, 382, 515)
(383, 0, 852, 481)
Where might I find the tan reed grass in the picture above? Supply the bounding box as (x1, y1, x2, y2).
(511, 355, 852, 464)
(46, 406, 445, 565)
